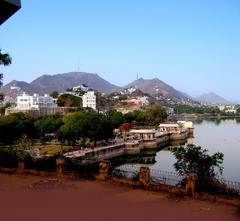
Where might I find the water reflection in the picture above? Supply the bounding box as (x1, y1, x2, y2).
(236, 118, 240, 124)
(195, 118, 240, 126)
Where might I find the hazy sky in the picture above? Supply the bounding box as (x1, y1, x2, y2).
(1, 0, 240, 101)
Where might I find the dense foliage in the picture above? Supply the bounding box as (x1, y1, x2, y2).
(175, 105, 221, 114)
(106, 105, 167, 127)
(0, 110, 115, 147)
(57, 94, 82, 107)
(173, 144, 227, 194)
(173, 144, 224, 178)
(0, 104, 167, 146)
(34, 114, 63, 141)
(0, 113, 36, 144)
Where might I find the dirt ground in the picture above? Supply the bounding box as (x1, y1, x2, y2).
(0, 173, 239, 221)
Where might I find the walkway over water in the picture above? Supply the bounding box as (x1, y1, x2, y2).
(64, 142, 126, 164)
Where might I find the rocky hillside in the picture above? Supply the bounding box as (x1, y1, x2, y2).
(30, 72, 121, 94)
(1, 73, 198, 106)
(0, 72, 122, 100)
(125, 78, 188, 99)
(196, 92, 231, 105)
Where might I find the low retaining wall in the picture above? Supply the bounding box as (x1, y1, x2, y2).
(96, 162, 240, 207)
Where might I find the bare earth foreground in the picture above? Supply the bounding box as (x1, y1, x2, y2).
(0, 174, 239, 221)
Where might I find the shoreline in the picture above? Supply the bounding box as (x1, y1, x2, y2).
(176, 114, 240, 121)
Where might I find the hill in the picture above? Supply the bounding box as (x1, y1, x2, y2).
(125, 78, 188, 99)
(196, 92, 231, 105)
(1, 73, 198, 106)
(0, 72, 122, 101)
(31, 72, 121, 94)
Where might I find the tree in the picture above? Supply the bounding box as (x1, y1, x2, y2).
(132, 110, 147, 126)
(57, 94, 81, 107)
(0, 49, 12, 66)
(236, 105, 240, 115)
(106, 109, 124, 128)
(0, 49, 12, 101)
(57, 111, 90, 145)
(50, 91, 59, 98)
(146, 105, 167, 125)
(0, 113, 35, 145)
(57, 111, 114, 147)
(87, 113, 114, 147)
(34, 114, 63, 142)
(123, 112, 135, 123)
(174, 144, 224, 178)
(119, 122, 132, 132)
(173, 144, 224, 192)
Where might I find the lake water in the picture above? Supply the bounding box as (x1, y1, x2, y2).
(150, 118, 240, 182)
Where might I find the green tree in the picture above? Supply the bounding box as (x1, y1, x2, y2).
(57, 94, 81, 107)
(236, 105, 240, 115)
(123, 112, 135, 123)
(146, 105, 167, 125)
(34, 114, 63, 142)
(132, 110, 147, 126)
(50, 91, 59, 98)
(173, 144, 224, 192)
(0, 49, 12, 101)
(0, 49, 12, 66)
(106, 109, 124, 128)
(174, 144, 224, 178)
(57, 111, 90, 145)
(87, 113, 114, 147)
(0, 113, 35, 144)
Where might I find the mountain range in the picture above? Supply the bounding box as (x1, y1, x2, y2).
(0, 71, 231, 105)
(1, 72, 187, 97)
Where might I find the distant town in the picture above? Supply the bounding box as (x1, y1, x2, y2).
(1, 74, 239, 119)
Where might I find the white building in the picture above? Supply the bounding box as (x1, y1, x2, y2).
(16, 93, 57, 110)
(82, 91, 96, 110)
(73, 85, 89, 92)
(120, 87, 136, 95)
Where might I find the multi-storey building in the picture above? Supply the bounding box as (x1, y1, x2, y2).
(82, 91, 96, 110)
(16, 93, 57, 110)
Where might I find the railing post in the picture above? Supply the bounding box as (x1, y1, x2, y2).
(139, 166, 150, 186)
(96, 161, 110, 181)
(56, 157, 65, 177)
(18, 157, 25, 174)
(185, 173, 197, 197)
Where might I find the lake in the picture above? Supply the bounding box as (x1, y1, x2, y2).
(150, 118, 240, 182)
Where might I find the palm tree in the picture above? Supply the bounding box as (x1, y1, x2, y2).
(0, 49, 11, 101)
(0, 49, 12, 66)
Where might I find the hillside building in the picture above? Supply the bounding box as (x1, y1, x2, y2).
(73, 84, 89, 92)
(16, 93, 57, 110)
(82, 91, 96, 110)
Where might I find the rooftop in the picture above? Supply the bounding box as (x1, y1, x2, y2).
(0, 0, 21, 25)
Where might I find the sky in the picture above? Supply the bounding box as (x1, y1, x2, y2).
(1, 0, 240, 101)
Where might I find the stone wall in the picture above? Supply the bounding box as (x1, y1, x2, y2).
(96, 162, 240, 206)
